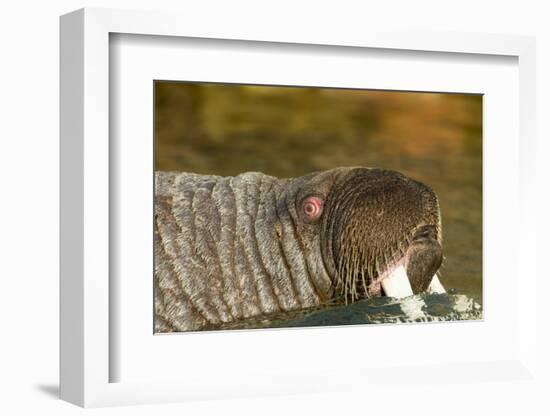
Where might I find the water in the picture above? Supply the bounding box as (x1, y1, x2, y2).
(275, 292, 483, 328)
(207, 291, 482, 331)
(155, 82, 483, 327)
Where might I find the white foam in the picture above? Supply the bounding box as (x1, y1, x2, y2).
(453, 294, 474, 313)
(399, 296, 428, 320)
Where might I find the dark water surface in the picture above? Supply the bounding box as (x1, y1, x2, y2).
(212, 291, 482, 330)
(155, 83, 483, 325)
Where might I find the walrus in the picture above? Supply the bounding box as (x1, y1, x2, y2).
(154, 167, 445, 333)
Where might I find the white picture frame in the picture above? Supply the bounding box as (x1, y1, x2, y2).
(60, 7, 538, 408)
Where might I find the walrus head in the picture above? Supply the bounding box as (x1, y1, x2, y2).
(287, 167, 443, 302)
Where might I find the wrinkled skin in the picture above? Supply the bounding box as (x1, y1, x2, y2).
(154, 167, 442, 332)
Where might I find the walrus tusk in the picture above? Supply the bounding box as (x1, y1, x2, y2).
(381, 269, 445, 299)
(381, 265, 414, 298)
(427, 274, 446, 294)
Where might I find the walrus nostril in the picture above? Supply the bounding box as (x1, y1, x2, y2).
(413, 225, 437, 242)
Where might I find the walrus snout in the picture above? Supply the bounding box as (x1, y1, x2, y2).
(320, 167, 444, 301)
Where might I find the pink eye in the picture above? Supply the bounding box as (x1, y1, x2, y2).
(302, 196, 323, 220)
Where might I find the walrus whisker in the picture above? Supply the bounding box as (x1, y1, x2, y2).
(361, 269, 368, 297)
(343, 262, 349, 304)
(343, 268, 349, 299)
(351, 249, 357, 298)
(352, 249, 359, 300)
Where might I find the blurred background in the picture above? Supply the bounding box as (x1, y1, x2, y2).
(155, 82, 482, 299)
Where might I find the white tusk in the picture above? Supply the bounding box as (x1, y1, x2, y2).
(381, 265, 413, 299)
(427, 274, 446, 294)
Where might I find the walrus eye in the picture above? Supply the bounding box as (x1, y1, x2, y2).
(302, 196, 323, 221)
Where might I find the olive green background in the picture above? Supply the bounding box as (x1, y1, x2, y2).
(155, 82, 482, 298)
